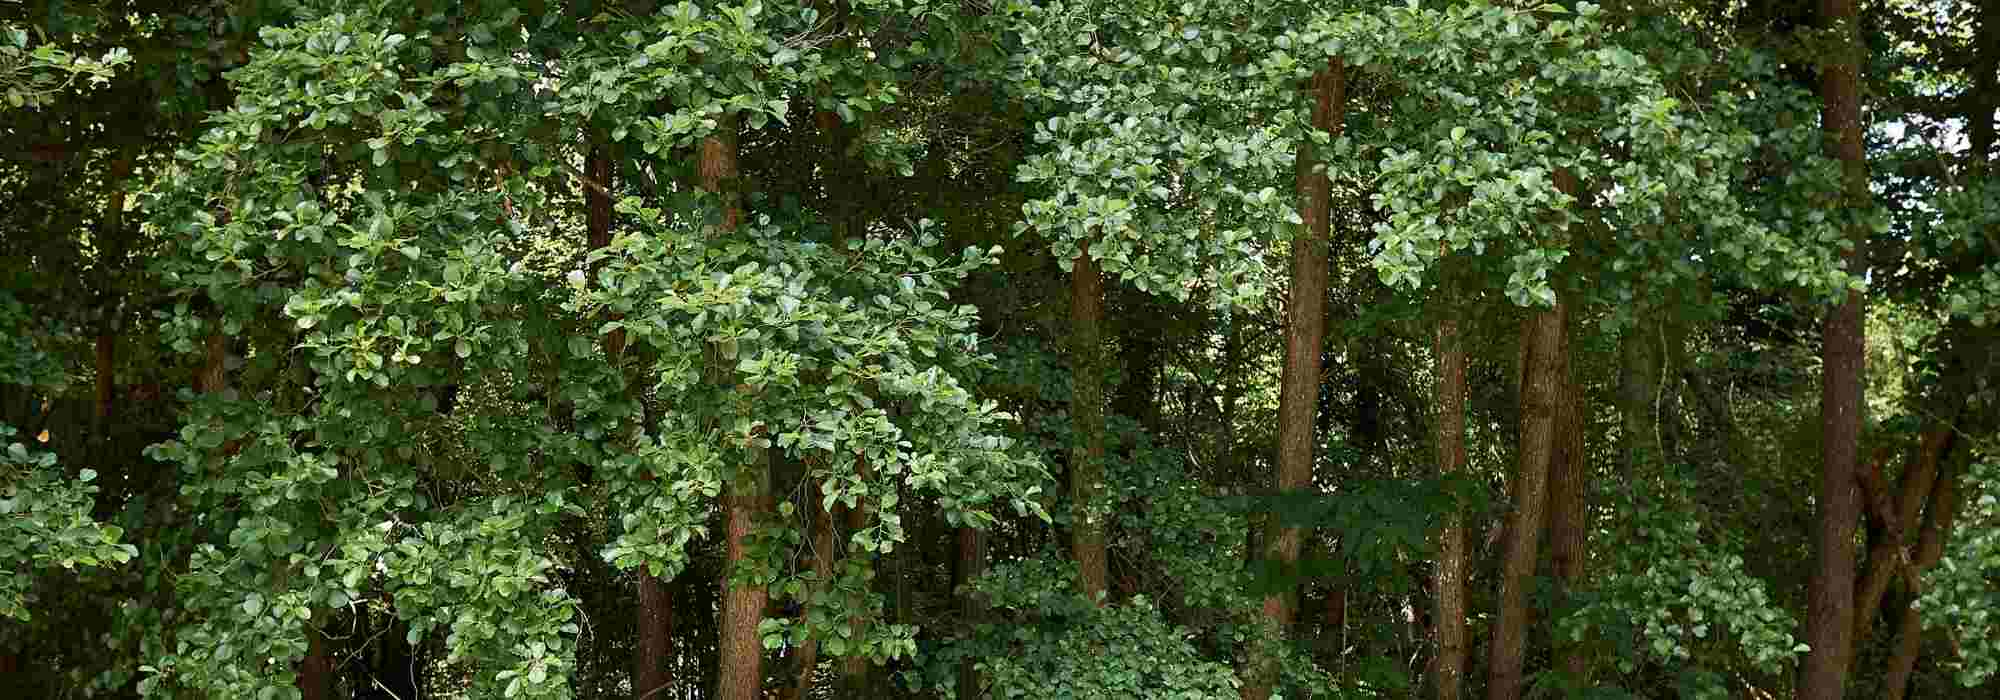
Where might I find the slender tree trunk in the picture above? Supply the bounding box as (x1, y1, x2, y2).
(1882, 453, 1966, 700)
(838, 456, 874, 696)
(298, 625, 332, 700)
(1968, 0, 1995, 169)
(1433, 307, 1470, 700)
(701, 117, 769, 700)
(1069, 241, 1109, 603)
(783, 479, 838, 700)
(1242, 58, 1344, 700)
(1801, 0, 1870, 694)
(1851, 429, 1952, 651)
(1487, 299, 1566, 700)
(955, 525, 987, 699)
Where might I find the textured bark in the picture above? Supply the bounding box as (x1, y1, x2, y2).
(1851, 428, 1952, 654)
(1882, 451, 1968, 700)
(1433, 311, 1470, 700)
(1970, 0, 1996, 170)
(1541, 194, 1589, 679)
(1801, 0, 1869, 694)
(702, 117, 769, 700)
(955, 525, 987, 700)
(198, 330, 228, 396)
(1242, 59, 1343, 700)
(1487, 300, 1566, 700)
(1069, 241, 1109, 603)
(782, 480, 839, 700)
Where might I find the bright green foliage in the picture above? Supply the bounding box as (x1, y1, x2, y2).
(0, 21, 129, 109)
(1920, 455, 2000, 687)
(1557, 470, 1803, 687)
(923, 555, 1240, 700)
(0, 423, 136, 621)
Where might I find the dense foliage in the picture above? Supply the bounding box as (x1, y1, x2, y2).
(2, 0, 1996, 699)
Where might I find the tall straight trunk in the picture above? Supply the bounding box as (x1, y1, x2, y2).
(1487, 299, 1567, 700)
(1433, 308, 1470, 700)
(1242, 58, 1344, 700)
(703, 117, 769, 700)
(783, 480, 838, 700)
(1542, 245, 1588, 679)
(1617, 315, 1664, 473)
(955, 525, 987, 699)
(1801, 0, 1869, 694)
(1883, 453, 1967, 700)
(1069, 242, 1109, 602)
(838, 455, 874, 696)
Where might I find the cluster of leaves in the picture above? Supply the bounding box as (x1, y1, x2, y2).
(922, 554, 1240, 700)
(1918, 455, 2000, 687)
(1557, 469, 1804, 685)
(0, 423, 136, 621)
(0, 21, 130, 109)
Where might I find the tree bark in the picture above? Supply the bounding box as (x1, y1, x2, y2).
(782, 479, 839, 700)
(1800, 0, 1870, 694)
(1433, 307, 1470, 700)
(1242, 58, 1344, 700)
(1851, 428, 1952, 652)
(298, 624, 331, 700)
(955, 525, 987, 700)
(1542, 236, 1589, 680)
(1487, 299, 1566, 700)
(1069, 240, 1109, 603)
(1882, 448, 1968, 700)
(702, 117, 770, 700)
(838, 455, 874, 696)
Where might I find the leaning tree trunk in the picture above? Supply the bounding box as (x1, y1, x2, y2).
(1242, 58, 1344, 700)
(1487, 299, 1566, 700)
(1432, 300, 1470, 700)
(1800, 0, 1870, 694)
(1883, 451, 1968, 700)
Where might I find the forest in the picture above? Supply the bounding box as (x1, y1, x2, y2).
(2, 0, 1997, 698)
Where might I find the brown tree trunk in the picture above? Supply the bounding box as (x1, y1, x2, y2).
(1433, 308, 1470, 700)
(1851, 428, 1952, 653)
(298, 624, 331, 700)
(1882, 448, 1968, 700)
(1800, 0, 1870, 694)
(1069, 241, 1109, 603)
(955, 525, 987, 699)
(1487, 300, 1566, 700)
(783, 479, 839, 700)
(1242, 58, 1344, 700)
(702, 117, 769, 700)
(1544, 281, 1589, 682)
(838, 456, 874, 696)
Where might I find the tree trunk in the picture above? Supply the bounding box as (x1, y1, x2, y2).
(1242, 58, 1344, 700)
(702, 117, 769, 700)
(955, 525, 987, 700)
(1487, 299, 1566, 700)
(1544, 277, 1589, 681)
(298, 624, 331, 700)
(1433, 307, 1470, 700)
(1882, 447, 1968, 700)
(838, 455, 874, 696)
(1851, 428, 1952, 653)
(1800, 0, 1870, 694)
(1069, 239, 1110, 603)
(783, 479, 839, 700)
